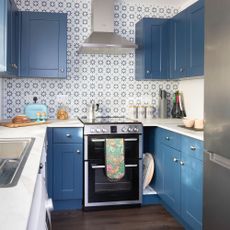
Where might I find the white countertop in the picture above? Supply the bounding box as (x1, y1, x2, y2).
(0, 119, 83, 230)
(0, 118, 203, 230)
(139, 118, 204, 141)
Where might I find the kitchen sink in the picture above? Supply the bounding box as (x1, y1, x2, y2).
(0, 138, 35, 187)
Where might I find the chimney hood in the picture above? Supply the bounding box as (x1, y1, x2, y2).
(79, 0, 138, 54)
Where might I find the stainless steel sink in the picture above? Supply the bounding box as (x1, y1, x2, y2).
(0, 138, 35, 187)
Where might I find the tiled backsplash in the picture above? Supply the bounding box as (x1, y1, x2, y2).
(3, 0, 179, 119)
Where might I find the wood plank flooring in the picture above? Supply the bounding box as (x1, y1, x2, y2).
(52, 205, 184, 230)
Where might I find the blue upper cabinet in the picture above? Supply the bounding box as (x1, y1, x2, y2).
(135, 18, 170, 80)
(0, 0, 18, 76)
(186, 1, 204, 77)
(19, 12, 67, 78)
(170, 10, 187, 78)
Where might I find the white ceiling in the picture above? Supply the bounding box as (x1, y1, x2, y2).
(117, 0, 198, 10)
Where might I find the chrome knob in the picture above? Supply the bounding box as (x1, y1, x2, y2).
(66, 133, 71, 137)
(190, 146, 196, 151)
(96, 128, 101, 133)
(102, 128, 107, 133)
(133, 127, 139, 132)
(122, 127, 127, 132)
(90, 128, 95, 133)
(173, 158, 178, 163)
(146, 70, 150, 74)
(179, 67, 184, 72)
(180, 161, 185, 166)
(165, 136, 170, 140)
(76, 149, 80, 154)
(60, 68, 65, 72)
(128, 127, 133, 132)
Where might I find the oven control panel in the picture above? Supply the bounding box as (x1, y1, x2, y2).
(84, 124, 143, 135)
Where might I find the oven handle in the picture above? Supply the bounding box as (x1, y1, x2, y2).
(91, 164, 138, 169)
(91, 138, 138, 143)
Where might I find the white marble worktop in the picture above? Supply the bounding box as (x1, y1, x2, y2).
(0, 118, 203, 230)
(139, 118, 204, 141)
(0, 119, 83, 230)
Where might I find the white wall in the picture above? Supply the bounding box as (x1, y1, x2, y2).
(179, 78, 204, 119)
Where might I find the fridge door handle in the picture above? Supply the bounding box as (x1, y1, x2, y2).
(208, 152, 230, 170)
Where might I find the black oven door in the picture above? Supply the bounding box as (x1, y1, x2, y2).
(85, 159, 141, 204)
(87, 134, 141, 161)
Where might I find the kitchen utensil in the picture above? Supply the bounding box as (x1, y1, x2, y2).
(87, 101, 99, 120)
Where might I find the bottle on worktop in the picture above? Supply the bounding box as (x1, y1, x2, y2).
(171, 91, 186, 118)
(158, 89, 168, 118)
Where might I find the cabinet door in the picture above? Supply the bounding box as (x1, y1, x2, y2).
(19, 12, 67, 78)
(53, 144, 83, 200)
(186, 1, 204, 77)
(161, 143, 181, 214)
(135, 18, 169, 80)
(0, 0, 18, 75)
(181, 151, 203, 230)
(170, 10, 187, 78)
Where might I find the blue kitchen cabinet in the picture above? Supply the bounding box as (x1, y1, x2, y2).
(0, 0, 18, 76)
(181, 136, 203, 230)
(135, 18, 170, 80)
(47, 128, 83, 211)
(148, 127, 203, 229)
(53, 144, 83, 200)
(19, 12, 67, 78)
(186, 1, 204, 76)
(170, 10, 187, 78)
(161, 143, 181, 214)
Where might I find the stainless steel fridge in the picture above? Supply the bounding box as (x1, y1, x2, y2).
(204, 0, 230, 229)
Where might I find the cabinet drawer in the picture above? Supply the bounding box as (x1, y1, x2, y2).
(53, 128, 83, 144)
(160, 129, 181, 150)
(181, 136, 203, 161)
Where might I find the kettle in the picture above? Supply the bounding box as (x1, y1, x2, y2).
(87, 101, 99, 120)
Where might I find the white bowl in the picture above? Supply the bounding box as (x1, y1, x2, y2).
(182, 117, 195, 128)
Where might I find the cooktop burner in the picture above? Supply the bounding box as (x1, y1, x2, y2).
(79, 116, 140, 124)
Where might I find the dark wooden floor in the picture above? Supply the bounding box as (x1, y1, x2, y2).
(52, 205, 184, 230)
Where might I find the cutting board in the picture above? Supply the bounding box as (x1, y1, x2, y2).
(0, 121, 50, 128)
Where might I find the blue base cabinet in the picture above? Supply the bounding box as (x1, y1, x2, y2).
(48, 128, 83, 211)
(19, 12, 67, 78)
(0, 0, 18, 76)
(143, 127, 203, 229)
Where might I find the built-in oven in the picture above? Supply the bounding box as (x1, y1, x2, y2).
(83, 122, 143, 209)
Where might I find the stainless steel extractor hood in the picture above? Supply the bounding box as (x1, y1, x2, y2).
(79, 0, 137, 54)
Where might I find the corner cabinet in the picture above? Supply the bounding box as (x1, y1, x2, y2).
(170, 10, 187, 78)
(0, 0, 18, 76)
(186, 1, 204, 76)
(47, 128, 83, 211)
(135, 18, 170, 80)
(19, 12, 67, 78)
(144, 127, 203, 230)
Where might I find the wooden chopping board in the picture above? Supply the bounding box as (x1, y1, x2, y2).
(0, 121, 50, 128)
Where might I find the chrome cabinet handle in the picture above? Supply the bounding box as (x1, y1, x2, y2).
(91, 164, 138, 169)
(146, 70, 150, 74)
(76, 149, 80, 154)
(91, 138, 138, 143)
(179, 67, 184, 72)
(165, 136, 170, 141)
(180, 161, 185, 166)
(173, 157, 178, 163)
(60, 68, 65, 72)
(66, 133, 71, 137)
(190, 146, 196, 151)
